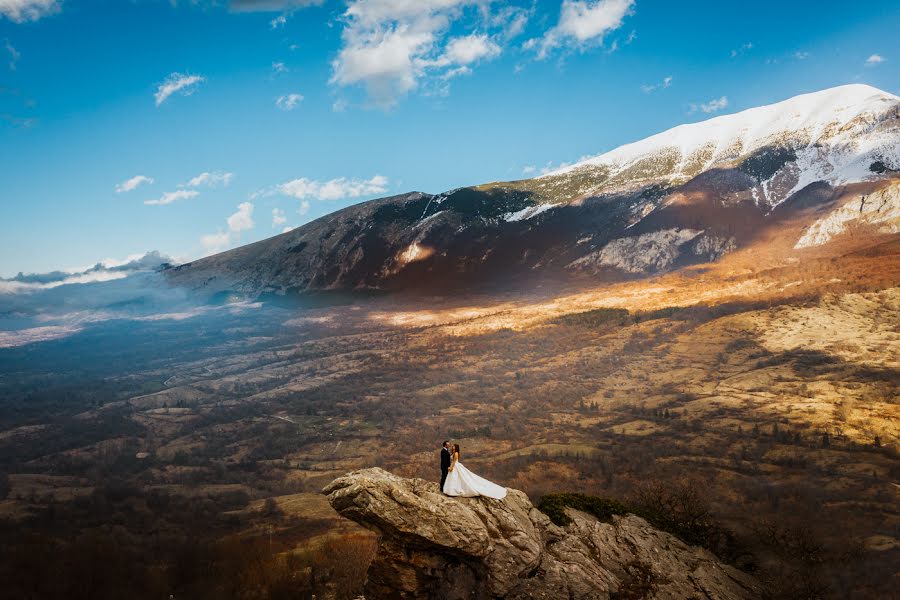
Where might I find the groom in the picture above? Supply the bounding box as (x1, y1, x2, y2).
(440, 440, 451, 493)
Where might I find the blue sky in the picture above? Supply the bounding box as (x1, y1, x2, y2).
(1, 0, 898, 277)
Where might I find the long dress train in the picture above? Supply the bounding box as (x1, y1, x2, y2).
(443, 462, 507, 499)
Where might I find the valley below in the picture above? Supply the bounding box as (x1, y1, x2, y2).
(1, 226, 898, 599)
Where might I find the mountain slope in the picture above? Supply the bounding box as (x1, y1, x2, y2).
(167, 84, 900, 296)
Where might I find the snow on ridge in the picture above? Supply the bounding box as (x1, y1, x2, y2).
(502, 203, 555, 222)
(540, 84, 899, 179)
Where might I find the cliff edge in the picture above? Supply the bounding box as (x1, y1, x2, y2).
(323, 468, 761, 599)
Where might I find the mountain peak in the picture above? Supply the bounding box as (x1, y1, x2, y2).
(543, 84, 899, 189)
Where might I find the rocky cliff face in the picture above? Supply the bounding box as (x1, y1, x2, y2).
(323, 468, 760, 599)
(795, 180, 900, 248)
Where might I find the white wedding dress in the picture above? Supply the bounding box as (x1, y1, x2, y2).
(444, 459, 507, 499)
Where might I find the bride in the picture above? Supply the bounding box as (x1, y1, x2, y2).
(443, 444, 507, 499)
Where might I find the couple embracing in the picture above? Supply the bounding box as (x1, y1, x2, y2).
(439, 440, 507, 499)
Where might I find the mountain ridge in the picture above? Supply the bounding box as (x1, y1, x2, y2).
(167, 84, 900, 296)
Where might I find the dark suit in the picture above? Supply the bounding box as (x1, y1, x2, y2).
(440, 447, 451, 492)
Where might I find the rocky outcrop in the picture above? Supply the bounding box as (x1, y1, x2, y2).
(567, 228, 703, 274)
(323, 468, 761, 599)
(795, 181, 900, 248)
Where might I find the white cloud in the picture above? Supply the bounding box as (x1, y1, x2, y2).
(201, 202, 256, 255)
(522, 165, 537, 175)
(282, 225, 296, 233)
(276, 92, 304, 110)
(730, 41, 753, 58)
(640, 75, 672, 93)
(270, 14, 287, 28)
(144, 189, 200, 206)
(0, 251, 172, 295)
(444, 33, 500, 64)
(272, 61, 288, 74)
(298, 199, 311, 215)
(5, 38, 19, 70)
(181, 171, 234, 188)
(200, 231, 232, 255)
(793, 51, 809, 60)
(690, 95, 728, 114)
(530, 0, 634, 60)
(227, 202, 255, 232)
(277, 174, 388, 201)
(865, 54, 885, 66)
(330, 0, 508, 108)
(0, 0, 60, 23)
(154, 72, 204, 106)
(272, 207, 287, 227)
(115, 175, 154, 193)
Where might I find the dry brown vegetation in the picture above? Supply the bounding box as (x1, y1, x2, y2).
(0, 232, 898, 599)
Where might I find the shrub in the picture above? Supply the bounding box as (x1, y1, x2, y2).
(538, 486, 743, 563)
(553, 308, 630, 329)
(537, 492, 631, 526)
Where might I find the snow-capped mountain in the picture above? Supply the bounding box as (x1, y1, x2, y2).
(167, 85, 900, 295)
(488, 84, 899, 217)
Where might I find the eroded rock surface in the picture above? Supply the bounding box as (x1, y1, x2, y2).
(323, 468, 761, 599)
(795, 180, 900, 248)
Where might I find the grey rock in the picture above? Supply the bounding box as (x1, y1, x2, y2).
(323, 468, 761, 600)
(567, 228, 703, 274)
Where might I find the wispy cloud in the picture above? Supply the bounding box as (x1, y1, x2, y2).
(0, 251, 171, 295)
(277, 174, 388, 201)
(527, 0, 635, 60)
(5, 39, 19, 70)
(181, 171, 234, 188)
(276, 92, 303, 110)
(530, 155, 593, 176)
(690, 95, 728, 114)
(228, 0, 324, 12)
(730, 41, 753, 58)
(272, 61, 288, 74)
(270, 14, 287, 28)
(272, 207, 287, 227)
(200, 231, 231, 255)
(0, 0, 60, 23)
(865, 53, 885, 66)
(116, 175, 154, 193)
(201, 202, 255, 255)
(154, 72, 204, 106)
(793, 51, 809, 60)
(640, 75, 672, 93)
(144, 189, 199, 206)
(1, 112, 36, 128)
